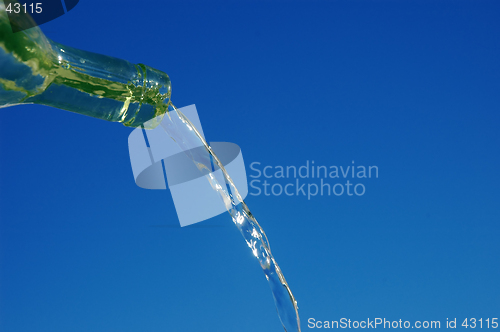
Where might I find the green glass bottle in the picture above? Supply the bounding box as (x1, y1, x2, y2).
(0, 2, 171, 128)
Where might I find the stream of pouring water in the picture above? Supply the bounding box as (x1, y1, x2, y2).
(157, 103, 301, 332)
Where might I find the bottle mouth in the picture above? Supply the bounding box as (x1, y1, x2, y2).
(120, 64, 172, 129)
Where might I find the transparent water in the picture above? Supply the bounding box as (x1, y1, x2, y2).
(158, 103, 301, 332)
(1, 3, 299, 329)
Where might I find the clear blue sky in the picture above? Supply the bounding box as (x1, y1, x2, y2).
(1, 1, 499, 331)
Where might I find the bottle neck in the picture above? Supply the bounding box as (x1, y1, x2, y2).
(0, 6, 171, 128)
(28, 40, 172, 128)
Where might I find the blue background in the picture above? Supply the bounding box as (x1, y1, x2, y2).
(1, 0, 499, 331)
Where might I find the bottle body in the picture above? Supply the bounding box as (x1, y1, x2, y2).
(0, 3, 171, 128)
